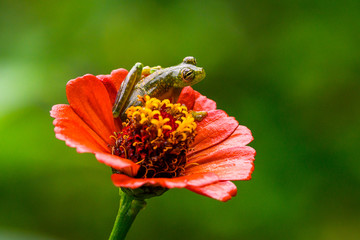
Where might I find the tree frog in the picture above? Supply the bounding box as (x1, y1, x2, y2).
(112, 56, 207, 121)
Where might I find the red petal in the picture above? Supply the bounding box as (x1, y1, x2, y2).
(188, 110, 239, 156)
(95, 152, 139, 174)
(192, 93, 217, 111)
(50, 104, 109, 153)
(96, 74, 110, 81)
(66, 74, 116, 144)
(111, 172, 219, 189)
(97, 70, 127, 131)
(51, 104, 138, 172)
(178, 86, 216, 111)
(230, 125, 254, 146)
(186, 145, 255, 181)
(177, 86, 199, 109)
(186, 181, 237, 202)
(96, 68, 128, 105)
(97, 74, 118, 105)
(110, 68, 128, 90)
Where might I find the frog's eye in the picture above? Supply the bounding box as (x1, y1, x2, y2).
(181, 68, 195, 82)
(182, 56, 197, 66)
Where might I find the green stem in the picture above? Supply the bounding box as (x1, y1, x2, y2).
(109, 189, 146, 240)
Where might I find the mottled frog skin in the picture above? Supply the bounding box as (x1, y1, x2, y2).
(112, 56, 206, 121)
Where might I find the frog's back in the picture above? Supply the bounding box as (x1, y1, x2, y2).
(137, 66, 180, 98)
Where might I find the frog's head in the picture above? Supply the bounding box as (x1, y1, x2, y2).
(173, 56, 206, 88)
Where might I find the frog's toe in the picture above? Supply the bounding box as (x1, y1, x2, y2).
(191, 111, 207, 121)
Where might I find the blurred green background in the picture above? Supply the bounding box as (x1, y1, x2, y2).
(1, 0, 359, 239)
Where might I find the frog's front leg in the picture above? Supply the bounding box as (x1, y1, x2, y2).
(112, 62, 144, 118)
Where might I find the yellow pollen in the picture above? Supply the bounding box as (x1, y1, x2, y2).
(110, 95, 198, 178)
(125, 95, 197, 145)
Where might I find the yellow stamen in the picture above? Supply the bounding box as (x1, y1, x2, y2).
(111, 95, 198, 178)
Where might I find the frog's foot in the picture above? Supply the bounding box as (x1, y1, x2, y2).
(142, 65, 162, 77)
(191, 111, 207, 121)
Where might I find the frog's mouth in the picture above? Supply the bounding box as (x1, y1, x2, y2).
(195, 67, 206, 81)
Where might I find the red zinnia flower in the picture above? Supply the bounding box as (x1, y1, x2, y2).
(50, 68, 255, 202)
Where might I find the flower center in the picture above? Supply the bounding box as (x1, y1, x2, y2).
(110, 96, 197, 178)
